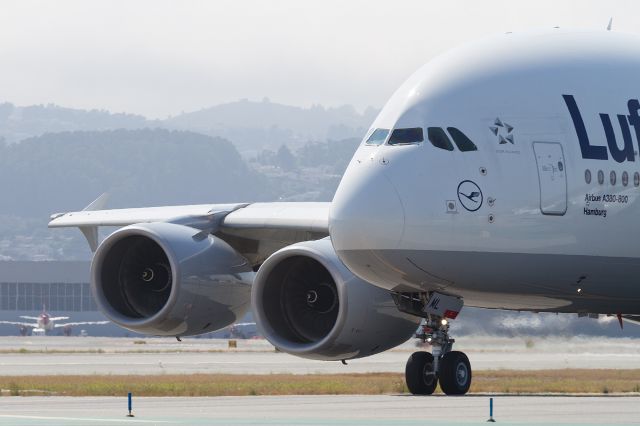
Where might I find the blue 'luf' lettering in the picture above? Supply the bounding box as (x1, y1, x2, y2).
(563, 94, 608, 160)
(563, 94, 640, 163)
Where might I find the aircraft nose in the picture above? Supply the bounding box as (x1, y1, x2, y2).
(329, 160, 405, 256)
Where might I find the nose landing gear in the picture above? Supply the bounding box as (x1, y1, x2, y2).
(393, 292, 470, 395)
(406, 316, 472, 395)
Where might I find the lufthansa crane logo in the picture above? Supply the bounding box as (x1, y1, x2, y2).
(457, 180, 483, 212)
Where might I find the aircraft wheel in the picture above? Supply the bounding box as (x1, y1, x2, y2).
(439, 351, 471, 395)
(405, 351, 437, 395)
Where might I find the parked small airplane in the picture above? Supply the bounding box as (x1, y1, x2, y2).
(0, 306, 109, 336)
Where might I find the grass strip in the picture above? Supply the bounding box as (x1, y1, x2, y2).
(2, 370, 640, 396)
(0, 373, 404, 397)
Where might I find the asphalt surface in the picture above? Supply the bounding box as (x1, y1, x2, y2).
(0, 336, 639, 375)
(0, 395, 639, 426)
(0, 337, 639, 425)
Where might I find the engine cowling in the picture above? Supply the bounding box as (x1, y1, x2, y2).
(252, 238, 421, 360)
(91, 222, 254, 336)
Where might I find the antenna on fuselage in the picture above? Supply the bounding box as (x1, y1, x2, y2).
(607, 17, 613, 31)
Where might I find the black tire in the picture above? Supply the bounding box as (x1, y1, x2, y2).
(405, 351, 438, 395)
(439, 351, 472, 395)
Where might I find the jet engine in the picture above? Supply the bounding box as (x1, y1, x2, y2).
(252, 238, 421, 360)
(91, 222, 254, 336)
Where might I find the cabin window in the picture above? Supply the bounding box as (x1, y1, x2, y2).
(584, 169, 591, 184)
(447, 127, 478, 152)
(622, 171, 629, 186)
(635, 172, 640, 187)
(388, 128, 424, 145)
(610, 171, 616, 186)
(365, 128, 389, 146)
(427, 127, 454, 151)
(597, 170, 604, 185)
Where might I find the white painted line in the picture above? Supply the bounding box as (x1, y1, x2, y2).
(0, 414, 170, 423)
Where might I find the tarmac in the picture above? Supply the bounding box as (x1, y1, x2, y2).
(1, 336, 640, 425)
(0, 335, 639, 375)
(0, 395, 639, 426)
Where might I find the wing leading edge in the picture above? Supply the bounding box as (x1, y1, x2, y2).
(48, 200, 331, 263)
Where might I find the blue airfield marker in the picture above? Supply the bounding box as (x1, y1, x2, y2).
(487, 397, 496, 422)
(127, 392, 135, 417)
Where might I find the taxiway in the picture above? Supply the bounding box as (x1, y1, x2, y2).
(0, 336, 638, 376)
(0, 395, 638, 426)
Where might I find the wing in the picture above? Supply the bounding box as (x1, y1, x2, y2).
(18, 316, 40, 320)
(0, 321, 35, 327)
(49, 200, 331, 264)
(49, 203, 247, 228)
(55, 321, 109, 328)
(48, 317, 70, 321)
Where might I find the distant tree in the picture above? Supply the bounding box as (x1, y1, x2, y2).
(296, 138, 360, 172)
(276, 145, 296, 171)
(254, 149, 276, 166)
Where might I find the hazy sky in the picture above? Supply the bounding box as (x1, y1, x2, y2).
(0, 0, 635, 118)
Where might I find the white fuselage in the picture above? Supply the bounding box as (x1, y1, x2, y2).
(37, 314, 54, 331)
(329, 29, 640, 314)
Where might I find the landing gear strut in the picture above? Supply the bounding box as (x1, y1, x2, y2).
(393, 292, 471, 395)
(406, 316, 472, 395)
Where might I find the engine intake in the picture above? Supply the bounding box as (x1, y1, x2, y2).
(262, 256, 339, 344)
(253, 238, 420, 360)
(92, 222, 253, 336)
(101, 235, 173, 319)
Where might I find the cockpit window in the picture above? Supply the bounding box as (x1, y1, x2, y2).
(447, 127, 478, 152)
(427, 127, 454, 151)
(365, 128, 390, 145)
(388, 128, 424, 145)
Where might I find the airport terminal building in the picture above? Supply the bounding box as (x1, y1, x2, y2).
(0, 261, 124, 336)
(0, 261, 253, 337)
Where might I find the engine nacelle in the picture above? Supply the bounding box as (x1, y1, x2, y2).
(252, 238, 421, 360)
(92, 222, 254, 336)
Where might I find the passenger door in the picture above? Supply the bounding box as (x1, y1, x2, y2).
(532, 142, 567, 215)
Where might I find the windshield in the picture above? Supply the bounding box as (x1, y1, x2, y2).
(447, 127, 477, 152)
(428, 127, 454, 151)
(365, 128, 390, 145)
(388, 128, 424, 145)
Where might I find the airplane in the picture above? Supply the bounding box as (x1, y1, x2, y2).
(0, 305, 109, 336)
(46, 27, 640, 395)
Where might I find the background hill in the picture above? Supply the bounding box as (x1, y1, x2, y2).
(164, 99, 377, 154)
(0, 99, 377, 156)
(0, 103, 149, 144)
(0, 128, 269, 217)
(0, 128, 278, 261)
(0, 122, 361, 261)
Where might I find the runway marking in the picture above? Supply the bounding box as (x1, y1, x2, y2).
(0, 414, 170, 423)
